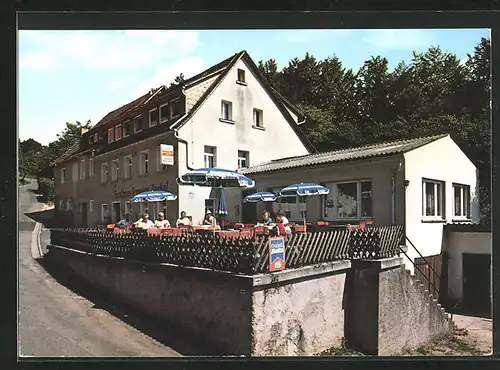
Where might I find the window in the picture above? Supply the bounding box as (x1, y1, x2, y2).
(140, 151, 149, 175)
(125, 201, 132, 217)
(134, 115, 143, 133)
(89, 158, 94, 177)
(123, 121, 132, 137)
(94, 133, 98, 143)
(171, 100, 182, 118)
(204, 146, 217, 168)
(253, 108, 264, 128)
(101, 163, 108, 184)
(58, 199, 64, 211)
(159, 104, 170, 123)
(237, 69, 246, 83)
(89, 200, 94, 213)
(323, 180, 373, 220)
(67, 199, 72, 212)
(72, 162, 78, 183)
(237, 150, 249, 169)
(124, 155, 133, 179)
(89, 135, 93, 144)
(108, 127, 115, 143)
(221, 101, 233, 121)
(453, 184, 470, 219)
(60, 168, 66, 184)
(149, 108, 159, 127)
(101, 204, 109, 223)
(271, 187, 307, 221)
(98, 131, 104, 141)
(115, 125, 123, 141)
(157, 147, 168, 172)
(79, 159, 86, 180)
(422, 179, 445, 219)
(111, 160, 120, 182)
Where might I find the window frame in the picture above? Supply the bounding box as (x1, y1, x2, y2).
(125, 201, 132, 217)
(123, 120, 132, 137)
(60, 168, 66, 184)
(322, 180, 373, 221)
(101, 162, 108, 184)
(124, 155, 133, 179)
(149, 107, 159, 127)
(79, 159, 86, 180)
(134, 115, 143, 133)
(89, 200, 94, 213)
(140, 150, 149, 175)
(72, 162, 79, 183)
(220, 100, 234, 122)
(115, 124, 123, 141)
(66, 199, 72, 212)
(422, 179, 445, 221)
(101, 203, 108, 223)
(159, 103, 170, 124)
(237, 69, 246, 85)
(89, 158, 94, 177)
(452, 183, 471, 220)
(108, 127, 115, 143)
(253, 108, 264, 129)
(111, 159, 120, 182)
(237, 150, 249, 169)
(171, 99, 182, 118)
(203, 146, 217, 168)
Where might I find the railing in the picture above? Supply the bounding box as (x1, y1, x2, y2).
(49, 225, 405, 275)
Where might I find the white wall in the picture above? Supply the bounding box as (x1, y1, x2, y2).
(444, 231, 491, 302)
(403, 136, 479, 271)
(177, 57, 310, 224)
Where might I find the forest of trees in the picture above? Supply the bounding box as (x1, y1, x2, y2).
(258, 37, 491, 223)
(19, 38, 491, 222)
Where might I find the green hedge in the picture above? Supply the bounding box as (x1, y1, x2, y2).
(37, 177, 55, 202)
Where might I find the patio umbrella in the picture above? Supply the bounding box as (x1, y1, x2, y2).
(131, 190, 178, 202)
(177, 168, 255, 189)
(279, 183, 330, 231)
(215, 188, 228, 217)
(243, 191, 278, 203)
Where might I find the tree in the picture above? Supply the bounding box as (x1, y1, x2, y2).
(170, 73, 186, 87)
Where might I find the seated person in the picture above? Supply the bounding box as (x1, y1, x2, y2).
(154, 212, 171, 228)
(259, 210, 274, 225)
(176, 211, 192, 227)
(276, 210, 292, 236)
(134, 213, 155, 229)
(117, 213, 133, 228)
(202, 210, 216, 225)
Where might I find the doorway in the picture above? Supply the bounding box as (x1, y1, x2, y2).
(112, 202, 121, 223)
(241, 189, 257, 224)
(462, 253, 491, 316)
(81, 202, 88, 227)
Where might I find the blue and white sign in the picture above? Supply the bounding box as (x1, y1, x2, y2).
(269, 237, 286, 272)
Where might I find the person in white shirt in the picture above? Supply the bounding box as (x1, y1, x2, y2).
(154, 212, 171, 228)
(176, 211, 192, 227)
(276, 210, 292, 236)
(134, 213, 155, 229)
(202, 210, 216, 225)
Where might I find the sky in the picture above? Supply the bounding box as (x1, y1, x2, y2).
(18, 28, 490, 145)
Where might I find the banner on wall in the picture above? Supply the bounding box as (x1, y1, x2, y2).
(160, 144, 174, 165)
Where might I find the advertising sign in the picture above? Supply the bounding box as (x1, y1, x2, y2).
(160, 144, 174, 165)
(269, 237, 286, 272)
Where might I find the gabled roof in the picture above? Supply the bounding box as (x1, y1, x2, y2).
(169, 50, 316, 152)
(51, 142, 84, 166)
(240, 134, 450, 175)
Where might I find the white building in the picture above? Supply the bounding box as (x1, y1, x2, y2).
(241, 134, 480, 271)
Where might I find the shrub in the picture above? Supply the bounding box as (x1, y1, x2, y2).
(37, 177, 55, 202)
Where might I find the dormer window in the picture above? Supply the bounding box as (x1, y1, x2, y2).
(123, 121, 132, 137)
(115, 124, 122, 141)
(94, 133, 98, 142)
(159, 103, 170, 124)
(149, 108, 159, 127)
(171, 100, 182, 118)
(108, 127, 115, 143)
(134, 115, 143, 133)
(237, 69, 246, 85)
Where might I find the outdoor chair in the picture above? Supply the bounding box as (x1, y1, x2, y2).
(294, 225, 307, 234)
(233, 223, 244, 230)
(239, 229, 254, 239)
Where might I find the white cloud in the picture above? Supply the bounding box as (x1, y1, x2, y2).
(135, 56, 206, 95)
(18, 30, 201, 70)
(19, 52, 55, 69)
(361, 29, 433, 50)
(106, 77, 138, 91)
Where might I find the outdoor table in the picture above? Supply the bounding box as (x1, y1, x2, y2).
(192, 225, 222, 231)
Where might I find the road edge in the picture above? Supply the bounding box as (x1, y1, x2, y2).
(30, 222, 44, 260)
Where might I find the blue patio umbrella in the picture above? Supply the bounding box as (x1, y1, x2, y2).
(243, 191, 278, 203)
(131, 190, 178, 203)
(215, 188, 228, 217)
(177, 168, 255, 189)
(279, 183, 330, 231)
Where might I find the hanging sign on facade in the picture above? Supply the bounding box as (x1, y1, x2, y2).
(161, 144, 174, 166)
(269, 237, 286, 272)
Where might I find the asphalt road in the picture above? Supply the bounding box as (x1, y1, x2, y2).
(18, 180, 181, 357)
